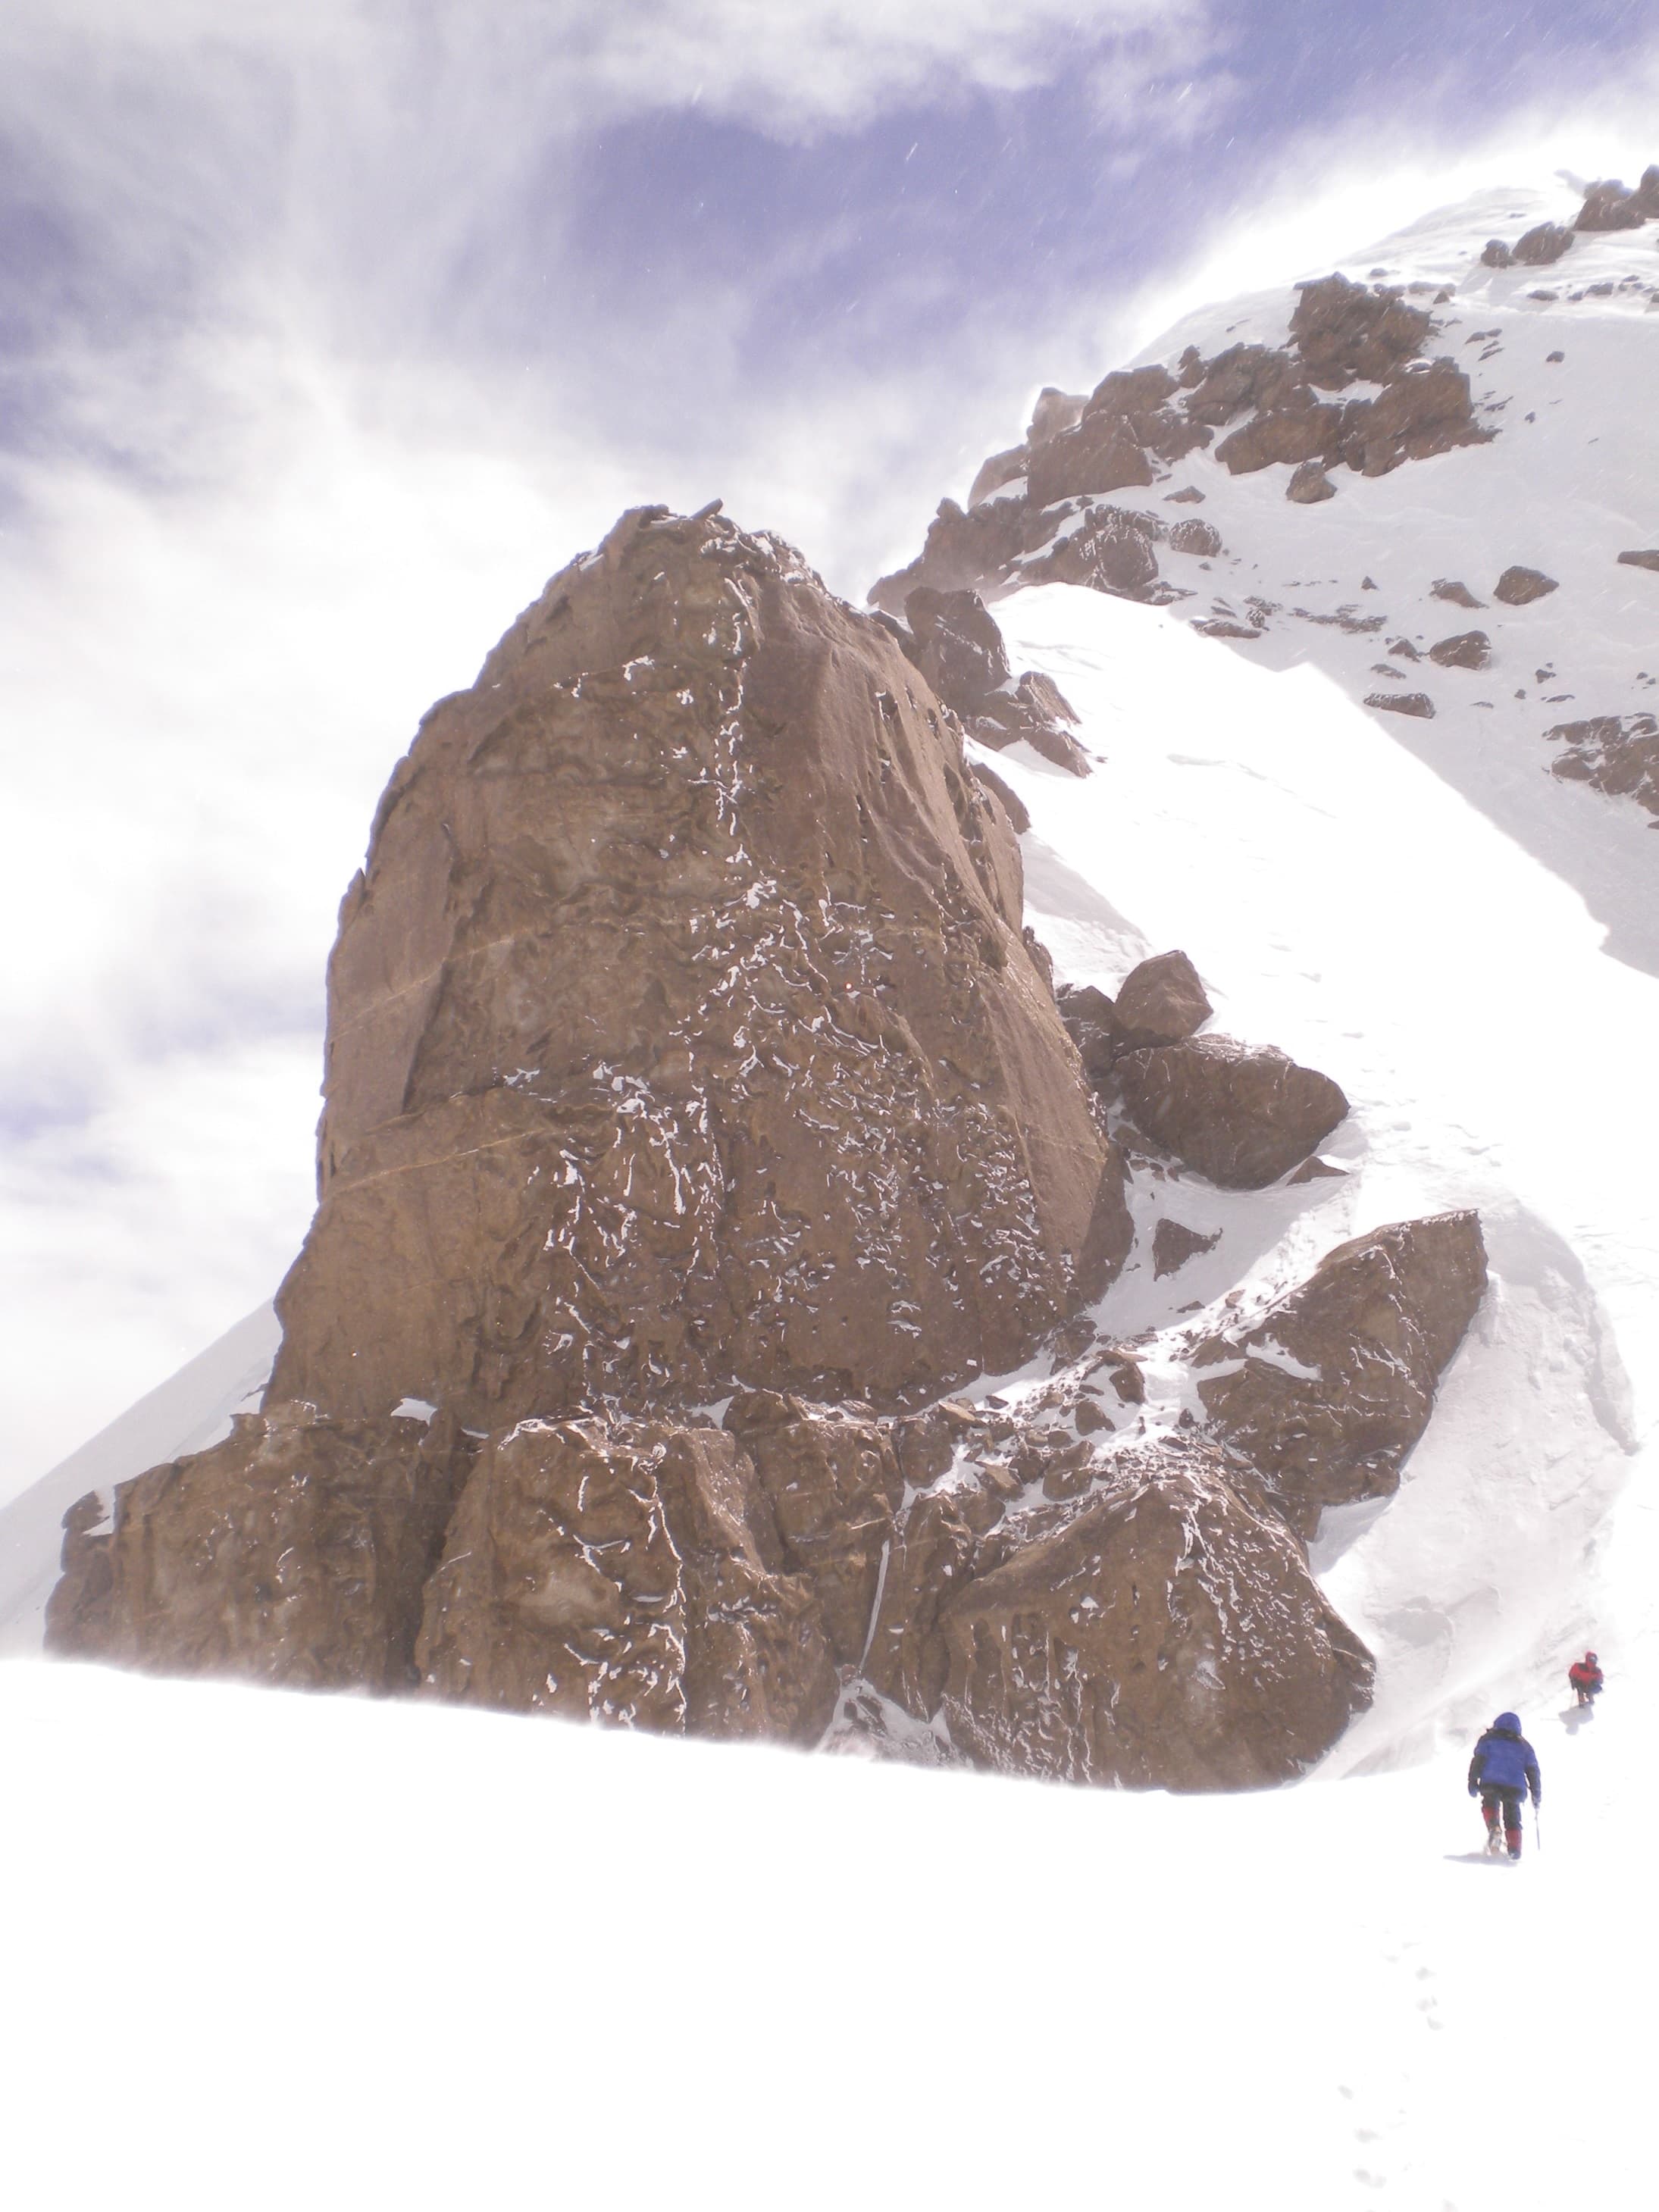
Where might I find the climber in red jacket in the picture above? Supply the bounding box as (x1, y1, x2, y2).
(1568, 1651, 1604, 1706)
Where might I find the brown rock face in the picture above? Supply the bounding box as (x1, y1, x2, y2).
(1429, 630, 1492, 670)
(1494, 565, 1558, 605)
(1289, 275, 1432, 387)
(268, 506, 1125, 1430)
(1432, 579, 1485, 608)
(1366, 691, 1436, 719)
(1116, 1037, 1349, 1189)
(47, 1410, 472, 1689)
(936, 1439, 1374, 1788)
(1480, 239, 1512, 269)
(415, 1416, 838, 1739)
(1217, 400, 1345, 474)
(1194, 1213, 1488, 1538)
(1028, 415, 1157, 508)
(723, 1392, 903, 1666)
(1575, 181, 1645, 232)
(903, 586, 1088, 774)
(1113, 950, 1213, 1047)
(1056, 983, 1123, 1084)
(1548, 714, 1659, 817)
(1512, 222, 1574, 266)
(1152, 1218, 1221, 1278)
(1617, 550, 1659, 574)
(1287, 462, 1336, 504)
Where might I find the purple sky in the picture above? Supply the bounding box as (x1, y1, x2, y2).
(2, 0, 1657, 1491)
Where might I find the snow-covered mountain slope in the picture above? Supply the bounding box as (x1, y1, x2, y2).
(5, 1637, 1654, 2209)
(1127, 181, 1659, 967)
(975, 583, 1656, 1769)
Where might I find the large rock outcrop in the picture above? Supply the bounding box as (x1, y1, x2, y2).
(1116, 1037, 1349, 1188)
(271, 504, 1127, 1430)
(934, 1438, 1374, 1788)
(872, 274, 1488, 614)
(1193, 1212, 1488, 1536)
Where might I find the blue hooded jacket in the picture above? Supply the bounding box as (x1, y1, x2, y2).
(1468, 1713, 1542, 1801)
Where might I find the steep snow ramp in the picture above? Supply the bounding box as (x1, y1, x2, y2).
(980, 579, 1653, 1762)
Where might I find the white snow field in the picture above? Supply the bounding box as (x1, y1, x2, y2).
(6, 180, 1659, 2209)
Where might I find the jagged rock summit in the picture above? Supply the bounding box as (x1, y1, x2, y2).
(277, 501, 1127, 1428)
(43, 499, 1488, 1794)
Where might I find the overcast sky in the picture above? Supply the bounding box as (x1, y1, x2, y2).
(4, 0, 1657, 1498)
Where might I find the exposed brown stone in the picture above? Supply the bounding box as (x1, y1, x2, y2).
(1217, 399, 1345, 474)
(1114, 950, 1213, 1047)
(1168, 518, 1222, 555)
(937, 1438, 1374, 1788)
(1022, 504, 1162, 600)
(723, 1393, 903, 1667)
(1617, 550, 1659, 573)
(1480, 239, 1513, 268)
(1575, 181, 1645, 232)
(966, 446, 1028, 508)
(1429, 630, 1492, 670)
(903, 586, 1088, 774)
(1634, 165, 1659, 218)
(1194, 1212, 1488, 1538)
(862, 1488, 978, 1717)
(1548, 714, 1659, 817)
(1340, 360, 1486, 476)
(1512, 222, 1574, 266)
(1056, 982, 1123, 1083)
(1116, 1037, 1349, 1190)
(1287, 461, 1336, 503)
(415, 1415, 839, 1739)
(1290, 274, 1432, 388)
(1494, 565, 1559, 605)
(1028, 387, 1088, 446)
(1028, 416, 1155, 508)
(1153, 1218, 1222, 1278)
(269, 507, 1127, 1430)
(46, 1409, 473, 1689)
(1365, 691, 1436, 718)
(1432, 578, 1485, 608)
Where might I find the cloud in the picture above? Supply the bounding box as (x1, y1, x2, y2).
(4, 0, 1658, 1495)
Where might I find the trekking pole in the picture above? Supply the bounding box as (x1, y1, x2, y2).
(1533, 1800, 1543, 1854)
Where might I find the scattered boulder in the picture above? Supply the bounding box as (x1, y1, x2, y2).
(1169, 517, 1223, 556)
(1548, 713, 1659, 817)
(1152, 1218, 1222, 1278)
(1617, 550, 1659, 573)
(47, 1409, 473, 1688)
(1113, 950, 1213, 1047)
(1023, 503, 1162, 599)
(1287, 461, 1336, 503)
(1480, 239, 1512, 268)
(936, 1438, 1374, 1788)
(1512, 222, 1573, 266)
(1494, 565, 1559, 604)
(1634, 165, 1659, 219)
(1432, 578, 1485, 608)
(1365, 691, 1437, 718)
(1575, 181, 1645, 233)
(1116, 1036, 1349, 1189)
(1194, 1212, 1488, 1537)
(1056, 982, 1123, 1083)
(1340, 358, 1486, 475)
(1429, 630, 1492, 670)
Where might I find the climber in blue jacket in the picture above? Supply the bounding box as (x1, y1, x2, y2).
(1467, 1711, 1542, 1859)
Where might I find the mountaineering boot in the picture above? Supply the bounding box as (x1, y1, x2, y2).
(1505, 1827, 1523, 1860)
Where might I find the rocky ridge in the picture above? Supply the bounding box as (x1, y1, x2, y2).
(870, 171, 1659, 834)
(45, 505, 1487, 1791)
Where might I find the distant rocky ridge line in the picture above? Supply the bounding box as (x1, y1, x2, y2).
(46, 503, 1487, 1791)
(870, 272, 1492, 618)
